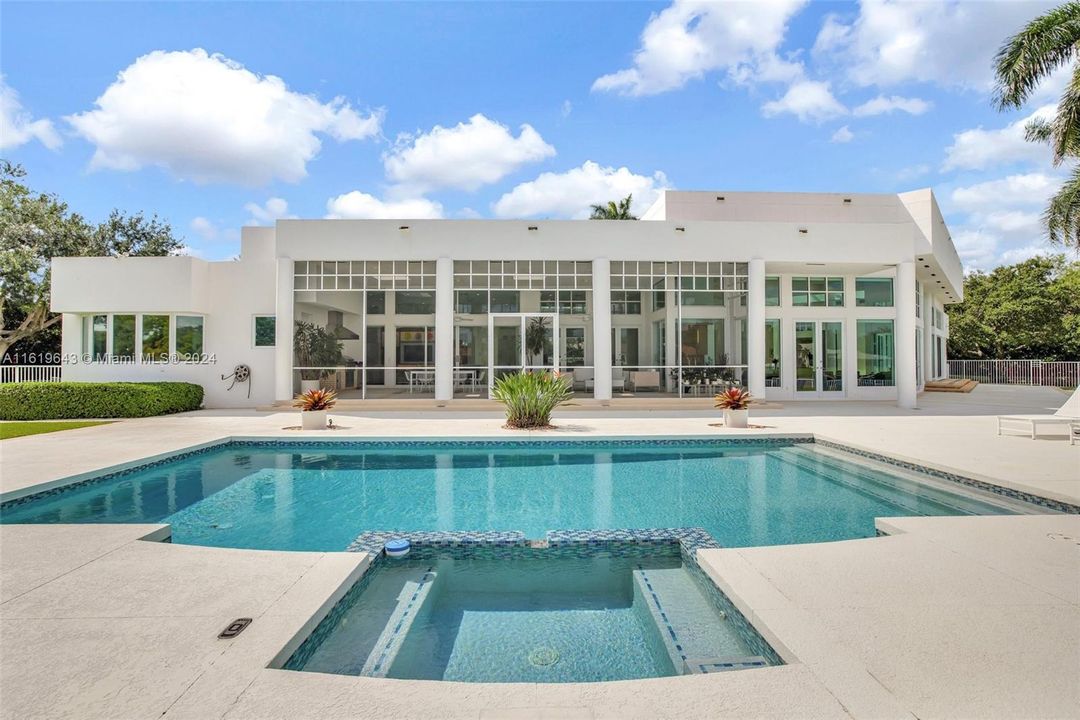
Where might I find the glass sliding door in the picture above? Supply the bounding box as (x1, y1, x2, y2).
(765, 319, 781, 388)
(821, 321, 843, 393)
(488, 313, 559, 390)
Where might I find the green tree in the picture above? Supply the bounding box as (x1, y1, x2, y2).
(995, 2, 1080, 247)
(0, 162, 182, 360)
(946, 255, 1080, 360)
(589, 194, 637, 220)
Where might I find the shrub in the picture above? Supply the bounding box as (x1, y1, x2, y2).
(0, 382, 204, 420)
(293, 388, 337, 411)
(491, 370, 573, 429)
(714, 386, 755, 410)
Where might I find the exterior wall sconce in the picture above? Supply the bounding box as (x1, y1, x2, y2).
(398, 225, 410, 231)
(675, 226, 686, 232)
(843, 198, 852, 204)
(527, 226, 538, 231)
(798, 228, 809, 234)
(715, 196, 725, 201)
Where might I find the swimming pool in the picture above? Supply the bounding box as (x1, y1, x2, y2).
(284, 542, 781, 683)
(0, 439, 1031, 551)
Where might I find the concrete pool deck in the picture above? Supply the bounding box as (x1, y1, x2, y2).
(0, 385, 1078, 718)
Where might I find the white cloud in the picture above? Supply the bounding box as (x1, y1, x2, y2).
(830, 125, 854, 143)
(941, 104, 1054, 172)
(190, 216, 219, 241)
(384, 114, 555, 193)
(66, 49, 382, 186)
(950, 172, 1059, 213)
(591, 0, 808, 96)
(325, 191, 443, 219)
(814, 0, 1055, 89)
(244, 197, 295, 225)
(561, 100, 573, 118)
(0, 76, 61, 151)
(951, 228, 1001, 271)
(492, 160, 669, 219)
(852, 95, 931, 117)
(761, 80, 846, 122)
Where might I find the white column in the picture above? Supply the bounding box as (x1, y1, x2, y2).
(274, 258, 294, 402)
(592, 257, 612, 400)
(896, 260, 917, 409)
(747, 258, 766, 396)
(434, 256, 454, 401)
(61, 314, 80, 381)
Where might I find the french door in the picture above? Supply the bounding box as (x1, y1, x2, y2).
(794, 320, 844, 398)
(488, 313, 560, 392)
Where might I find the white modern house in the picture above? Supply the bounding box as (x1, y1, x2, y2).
(51, 189, 961, 408)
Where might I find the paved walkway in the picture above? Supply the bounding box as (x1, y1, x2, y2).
(1, 385, 1078, 718)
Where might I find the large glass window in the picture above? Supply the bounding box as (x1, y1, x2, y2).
(915, 281, 922, 319)
(563, 327, 586, 367)
(253, 315, 276, 347)
(141, 315, 170, 362)
(765, 319, 781, 387)
(455, 291, 488, 314)
(540, 290, 587, 314)
(857, 320, 895, 386)
(84, 315, 107, 360)
(366, 291, 386, 315)
(765, 277, 780, 306)
(855, 277, 894, 307)
(395, 291, 435, 314)
(490, 291, 520, 313)
(792, 276, 843, 307)
(611, 291, 642, 314)
(112, 314, 136, 361)
(176, 316, 204, 359)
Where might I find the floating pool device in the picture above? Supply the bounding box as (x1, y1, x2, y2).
(384, 538, 410, 558)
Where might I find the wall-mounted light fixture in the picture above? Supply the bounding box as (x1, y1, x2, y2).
(797, 228, 809, 234)
(715, 195, 725, 202)
(843, 198, 852, 204)
(527, 226, 538, 231)
(675, 226, 686, 232)
(398, 225, 410, 231)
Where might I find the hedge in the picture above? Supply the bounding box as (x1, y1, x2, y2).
(0, 382, 204, 420)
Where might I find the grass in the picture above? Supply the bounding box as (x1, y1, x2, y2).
(0, 420, 113, 440)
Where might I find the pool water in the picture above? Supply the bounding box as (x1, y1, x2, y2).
(0, 440, 1024, 551)
(285, 544, 779, 683)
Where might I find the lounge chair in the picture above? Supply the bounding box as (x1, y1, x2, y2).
(997, 385, 1080, 439)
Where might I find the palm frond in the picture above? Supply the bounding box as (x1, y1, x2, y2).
(994, 1, 1080, 110)
(1044, 165, 1080, 247)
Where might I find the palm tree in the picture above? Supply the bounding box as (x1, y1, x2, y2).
(589, 194, 637, 220)
(995, 2, 1080, 247)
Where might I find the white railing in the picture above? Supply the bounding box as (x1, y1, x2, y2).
(0, 365, 62, 383)
(948, 359, 1080, 387)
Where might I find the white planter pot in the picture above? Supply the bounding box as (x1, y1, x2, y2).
(724, 408, 749, 428)
(300, 380, 321, 394)
(301, 409, 327, 430)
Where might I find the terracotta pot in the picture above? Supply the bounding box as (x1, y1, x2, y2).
(723, 408, 749, 428)
(301, 409, 327, 430)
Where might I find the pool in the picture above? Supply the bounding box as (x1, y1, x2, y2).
(0, 439, 1031, 551)
(284, 543, 781, 683)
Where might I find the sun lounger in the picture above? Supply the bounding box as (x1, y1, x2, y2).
(997, 385, 1080, 439)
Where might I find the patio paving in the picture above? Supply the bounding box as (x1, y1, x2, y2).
(0, 384, 1077, 718)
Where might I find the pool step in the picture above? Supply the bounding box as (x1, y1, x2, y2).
(769, 445, 992, 516)
(360, 569, 437, 678)
(684, 656, 769, 674)
(633, 567, 755, 675)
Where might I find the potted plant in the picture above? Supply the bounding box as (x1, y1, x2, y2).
(294, 388, 337, 430)
(491, 370, 573, 429)
(714, 385, 755, 428)
(294, 321, 344, 393)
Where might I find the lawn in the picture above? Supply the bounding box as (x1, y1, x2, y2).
(0, 420, 113, 440)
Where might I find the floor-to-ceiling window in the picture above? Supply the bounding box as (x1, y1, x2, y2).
(856, 320, 895, 386)
(293, 260, 436, 398)
(452, 260, 593, 397)
(611, 261, 748, 396)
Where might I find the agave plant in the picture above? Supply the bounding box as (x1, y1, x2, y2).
(293, 388, 338, 411)
(713, 386, 755, 410)
(491, 370, 573, 429)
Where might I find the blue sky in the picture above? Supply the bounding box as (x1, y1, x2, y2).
(0, 1, 1071, 269)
